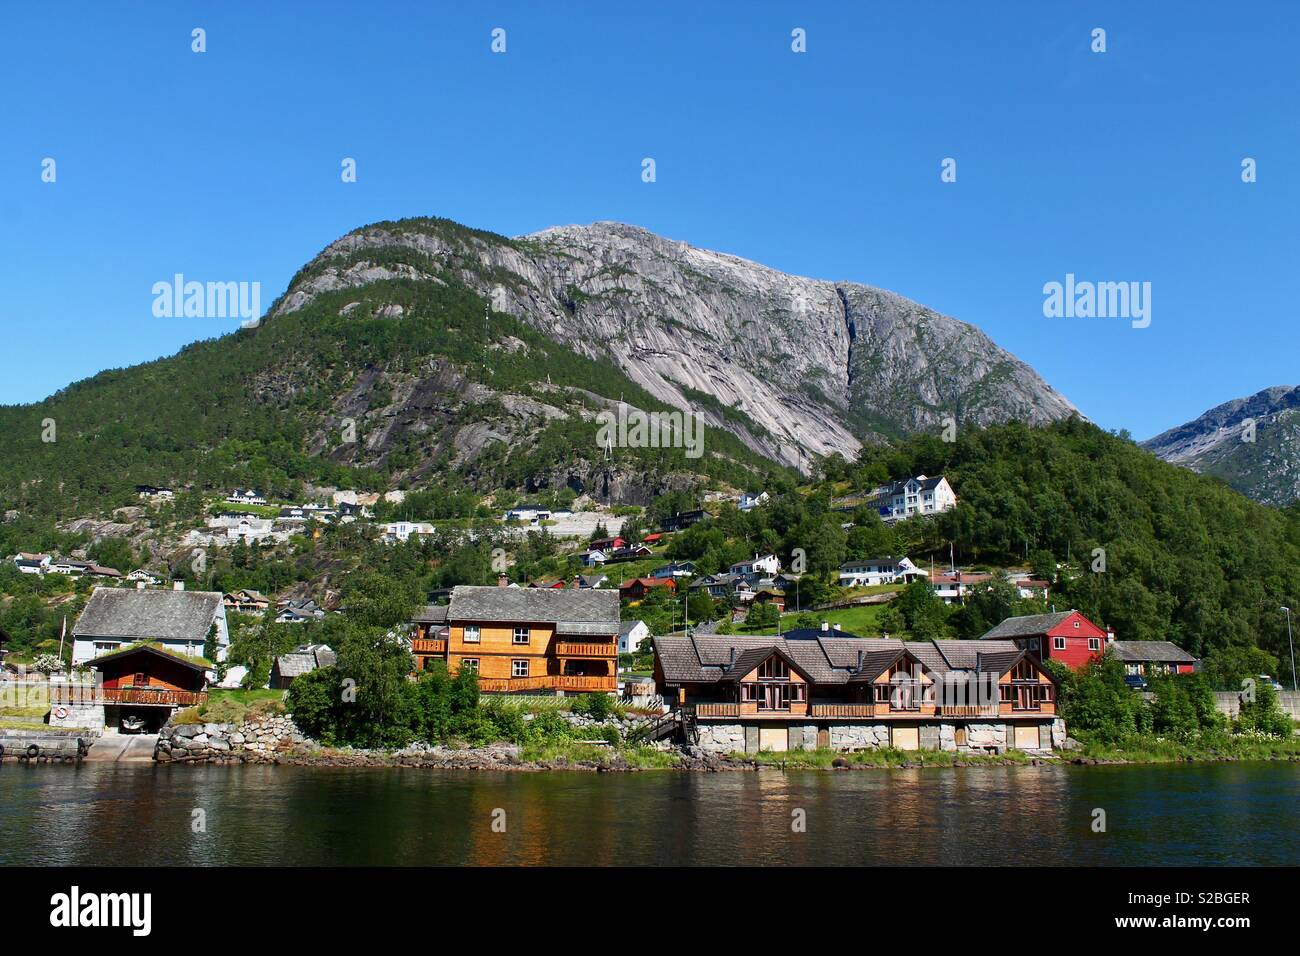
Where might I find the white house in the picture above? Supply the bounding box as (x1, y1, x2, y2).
(503, 504, 552, 524)
(381, 521, 435, 543)
(136, 485, 174, 501)
(13, 552, 51, 575)
(618, 619, 650, 655)
(582, 549, 608, 567)
(737, 491, 770, 512)
(867, 475, 956, 522)
(209, 515, 275, 543)
(71, 586, 229, 669)
(126, 569, 161, 585)
(226, 489, 268, 506)
(729, 553, 781, 577)
(838, 556, 928, 588)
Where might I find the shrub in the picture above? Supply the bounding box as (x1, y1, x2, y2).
(571, 692, 615, 721)
(1235, 681, 1294, 737)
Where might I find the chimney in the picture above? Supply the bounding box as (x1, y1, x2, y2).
(820, 621, 830, 631)
(833, 623, 842, 631)
(497, 573, 508, 588)
(1106, 628, 1116, 644)
(856, 649, 864, 671)
(728, 646, 736, 666)
(173, 580, 185, 591)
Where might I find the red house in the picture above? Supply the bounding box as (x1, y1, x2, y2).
(619, 577, 676, 601)
(590, 536, 626, 552)
(980, 609, 1107, 670)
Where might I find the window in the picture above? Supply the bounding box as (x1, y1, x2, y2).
(463, 625, 480, 643)
(513, 626, 529, 645)
(512, 659, 529, 678)
(460, 658, 479, 672)
(1027, 638, 1040, 654)
(1088, 638, 1101, 652)
(758, 657, 790, 680)
(1053, 637, 1067, 651)
(132, 672, 147, 688)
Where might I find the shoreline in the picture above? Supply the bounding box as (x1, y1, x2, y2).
(147, 743, 1300, 773)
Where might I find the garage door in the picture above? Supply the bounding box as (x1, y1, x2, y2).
(1014, 725, 1040, 750)
(891, 726, 919, 751)
(758, 727, 788, 752)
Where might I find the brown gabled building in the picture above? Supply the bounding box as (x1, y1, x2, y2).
(653, 626, 1061, 754)
(410, 585, 619, 694)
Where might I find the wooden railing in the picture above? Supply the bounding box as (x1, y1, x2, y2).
(811, 704, 876, 717)
(695, 703, 740, 717)
(554, 641, 616, 657)
(937, 704, 1000, 717)
(411, 638, 446, 654)
(477, 675, 617, 693)
(50, 685, 207, 707)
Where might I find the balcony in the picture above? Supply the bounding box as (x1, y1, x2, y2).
(51, 685, 207, 707)
(937, 704, 1000, 718)
(477, 675, 617, 693)
(554, 641, 616, 658)
(695, 703, 740, 718)
(411, 638, 447, 654)
(810, 704, 876, 717)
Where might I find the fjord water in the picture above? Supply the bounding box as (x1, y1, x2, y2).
(1, 762, 1296, 866)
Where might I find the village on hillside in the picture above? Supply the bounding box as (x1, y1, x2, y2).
(3, 467, 1257, 768)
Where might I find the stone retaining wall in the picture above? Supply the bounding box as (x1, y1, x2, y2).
(155, 715, 308, 763)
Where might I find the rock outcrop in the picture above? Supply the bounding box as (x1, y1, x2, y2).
(1142, 385, 1300, 505)
(274, 218, 1079, 471)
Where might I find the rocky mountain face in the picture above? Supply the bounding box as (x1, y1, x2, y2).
(1142, 386, 1300, 506)
(274, 218, 1078, 471)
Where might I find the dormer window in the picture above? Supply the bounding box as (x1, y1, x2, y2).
(758, 658, 790, 680)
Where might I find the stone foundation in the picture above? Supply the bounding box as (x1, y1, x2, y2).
(697, 719, 1061, 755)
(695, 723, 745, 755)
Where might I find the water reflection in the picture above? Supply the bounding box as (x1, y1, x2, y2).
(1, 761, 1297, 866)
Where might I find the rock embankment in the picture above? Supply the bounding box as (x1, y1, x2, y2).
(156, 715, 306, 763)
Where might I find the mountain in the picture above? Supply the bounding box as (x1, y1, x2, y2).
(0, 216, 1078, 521)
(275, 218, 1078, 469)
(1142, 386, 1300, 506)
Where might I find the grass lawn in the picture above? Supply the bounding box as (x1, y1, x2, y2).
(777, 603, 900, 637)
(0, 683, 50, 718)
(206, 688, 285, 706)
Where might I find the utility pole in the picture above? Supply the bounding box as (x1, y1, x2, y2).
(1282, 606, 1297, 692)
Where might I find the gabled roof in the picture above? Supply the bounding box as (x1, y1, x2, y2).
(88, 643, 209, 674)
(412, 604, 449, 624)
(1109, 640, 1197, 664)
(273, 644, 337, 678)
(73, 587, 222, 642)
(654, 632, 1047, 687)
(447, 585, 618, 632)
(980, 611, 1078, 640)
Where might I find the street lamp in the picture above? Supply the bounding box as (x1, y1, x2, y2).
(1282, 607, 1297, 692)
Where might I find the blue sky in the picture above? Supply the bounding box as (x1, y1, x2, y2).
(2, 2, 1296, 439)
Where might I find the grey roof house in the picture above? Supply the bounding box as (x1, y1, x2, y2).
(71, 586, 229, 669)
(269, 644, 338, 689)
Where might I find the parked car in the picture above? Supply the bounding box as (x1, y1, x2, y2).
(1258, 675, 1284, 691)
(1123, 674, 1148, 691)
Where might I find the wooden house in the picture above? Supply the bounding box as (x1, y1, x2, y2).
(410, 585, 619, 693)
(50, 644, 211, 733)
(653, 630, 1060, 754)
(980, 609, 1107, 670)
